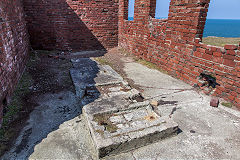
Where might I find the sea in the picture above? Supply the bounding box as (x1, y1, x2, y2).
(128, 17, 240, 38)
(203, 19, 240, 38)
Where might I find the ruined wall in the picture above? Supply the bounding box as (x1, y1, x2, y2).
(119, 0, 240, 108)
(23, 0, 119, 51)
(0, 0, 30, 127)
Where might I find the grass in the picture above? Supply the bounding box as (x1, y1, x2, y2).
(94, 57, 112, 66)
(0, 53, 34, 155)
(136, 58, 168, 74)
(93, 113, 118, 133)
(202, 37, 240, 47)
(118, 47, 168, 74)
(221, 102, 233, 108)
(0, 71, 33, 136)
(0, 72, 33, 154)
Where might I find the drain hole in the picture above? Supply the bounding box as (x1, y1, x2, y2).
(199, 73, 220, 88)
(132, 94, 144, 102)
(100, 121, 108, 126)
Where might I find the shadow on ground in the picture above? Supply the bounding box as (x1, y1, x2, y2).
(2, 51, 103, 159)
(1, 0, 111, 157)
(0, 49, 104, 159)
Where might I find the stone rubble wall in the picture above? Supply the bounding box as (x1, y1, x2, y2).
(23, 0, 119, 51)
(0, 0, 30, 127)
(119, 0, 240, 108)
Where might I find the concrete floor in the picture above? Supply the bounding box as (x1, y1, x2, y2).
(2, 50, 240, 160)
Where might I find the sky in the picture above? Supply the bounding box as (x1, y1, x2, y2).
(128, 0, 240, 19)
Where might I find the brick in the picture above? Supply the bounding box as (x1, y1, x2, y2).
(223, 59, 235, 67)
(224, 45, 238, 50)
(23, 0, 119, 51)
(213, 52, 222, 57)
(210, 98, 219, 107)
(0, 0, 29, 128)
(226, 50, 236, 56)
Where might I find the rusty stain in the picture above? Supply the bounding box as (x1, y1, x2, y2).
(144, 113, 157, 121)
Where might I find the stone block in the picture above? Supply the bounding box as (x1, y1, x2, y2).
(83, 101, 178, 158)
(210, 98, 219, 107)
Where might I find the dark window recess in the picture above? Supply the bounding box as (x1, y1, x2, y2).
(2, 98, 7, 116)
(199, 73, 220, 88)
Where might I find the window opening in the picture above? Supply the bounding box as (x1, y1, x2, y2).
(128, 0, 135, 21)
(155, 0, 170, 19)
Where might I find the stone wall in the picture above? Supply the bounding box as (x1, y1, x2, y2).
(119, 0, 240, 108)
(23, 0, 119, 51)
(0, 0, 30, 127)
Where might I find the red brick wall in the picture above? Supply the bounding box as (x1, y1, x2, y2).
(23, 0, 119, 51)
(0, 0, 30, 127)
(119, 0, 240, 108)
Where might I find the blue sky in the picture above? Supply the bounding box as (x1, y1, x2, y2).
(128, 0, 240, 19)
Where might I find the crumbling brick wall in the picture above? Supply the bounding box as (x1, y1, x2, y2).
(0, 0, 30, 127)
(119, 0, 240, 108)
(23, 0, 119, 51)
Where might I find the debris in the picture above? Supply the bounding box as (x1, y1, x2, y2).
(169, 107, 177, 118)
(128, 89, 144, 102)
(150, 100, 159, 106)
(190, 130, 196, 133)
(210, 98, 219, 107)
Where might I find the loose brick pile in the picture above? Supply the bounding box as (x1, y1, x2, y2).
(23, 0, 119, 51)
(119, 0, 240, 108)
(0, 0, 30, 127)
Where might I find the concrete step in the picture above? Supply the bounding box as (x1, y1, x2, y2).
(83, 101, 179, 158)
(70, 58, 179, 158)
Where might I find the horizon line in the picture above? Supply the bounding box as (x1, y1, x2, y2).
(128, 17, 240, 20)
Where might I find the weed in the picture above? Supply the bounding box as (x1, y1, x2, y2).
(221, 102, 232, 108)
(136, 59, 168, 74)
(202, 37, 240, 47)
(94, 57, 111, 66)
(93, 113, 118, 133)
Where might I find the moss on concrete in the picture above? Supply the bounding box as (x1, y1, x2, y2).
(94, 57, 112, 66)
(221, 102, 233, 108)
(93, 113, 118, 133)
(0, 67, 33, 155)
(136, 59, 168, 74)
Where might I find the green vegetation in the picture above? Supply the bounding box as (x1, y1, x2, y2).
(0, 51, 37, 155)
(136, 58, 168, 74)
(202, 37, 240, 47)
(94, 57, 112, 66)
(93, 113, 118, 133)
(221, 102, 233, 108)
(0, 69, 33, 155)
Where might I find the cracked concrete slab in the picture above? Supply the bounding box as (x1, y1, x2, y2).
(3, 51, 240, 160)
(70, 58, 124, 99)
(1, 91, 84, 160)
(83, 100, 178, 158)
(122, 59, 240, 160)
(71, 58, 179, 158)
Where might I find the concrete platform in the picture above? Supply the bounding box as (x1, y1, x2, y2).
(83, 101, 178, 158)
(70, 58, 179, 158)
(5, 51, 240, 160)
(70, 58, 124, 99)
